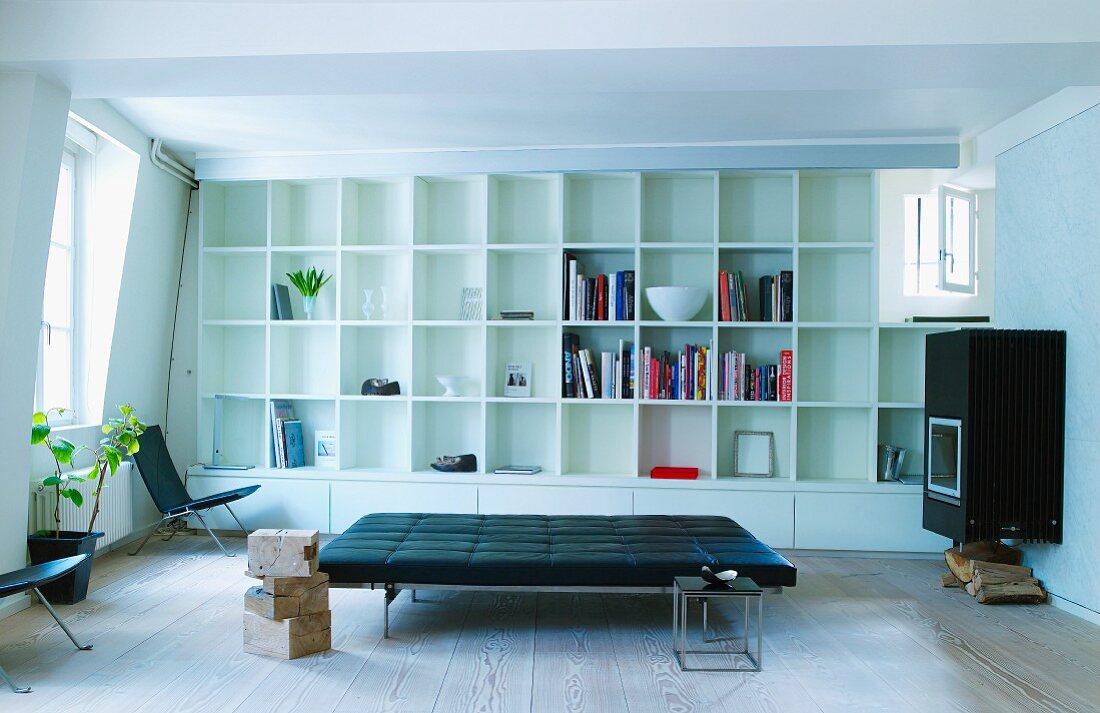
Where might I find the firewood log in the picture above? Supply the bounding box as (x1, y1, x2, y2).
(970, 561, 1033, 587)
(941, 572, 961, 588)
(944, 542, 1022, 583)
(976, 581, 1046, 604)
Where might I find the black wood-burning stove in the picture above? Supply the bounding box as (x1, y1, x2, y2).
(923, 329, 1066, 544)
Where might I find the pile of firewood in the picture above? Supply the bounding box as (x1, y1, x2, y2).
(941, 541, 1046, 604)
(243, 529, 332, 659)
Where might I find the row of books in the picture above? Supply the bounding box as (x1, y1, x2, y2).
(562, 334, 634, 399)
(637, 344, 713, 401)
(562, 253, 635, 321)
(269, 399, 306, 468)
(717, 349, 794, 401)
(718, 270, 793, 322)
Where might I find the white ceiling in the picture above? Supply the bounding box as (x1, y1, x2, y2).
(2, 0, 1099, 160)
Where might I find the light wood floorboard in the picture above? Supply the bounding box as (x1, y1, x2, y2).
(0, 536, 1096, 713)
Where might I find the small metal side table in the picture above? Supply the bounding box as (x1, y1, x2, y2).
(672, 576, 763, 671)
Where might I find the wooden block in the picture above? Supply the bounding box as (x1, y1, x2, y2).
(940, 572, 960, 588)
(245, 582, 329, 620)
(976, 581, 1047, 605)
(243, 610, 332, 659)
(262, 570, 329, 596)
(247, 529, 320, 577)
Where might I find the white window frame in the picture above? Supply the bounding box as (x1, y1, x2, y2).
(938, 185, 977, 294)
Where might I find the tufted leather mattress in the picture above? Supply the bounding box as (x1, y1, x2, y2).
(319, 513, 796, 588)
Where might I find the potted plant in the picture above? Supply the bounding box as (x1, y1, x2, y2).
(28, 404, 146, 604)
(285, 267, 332, 320)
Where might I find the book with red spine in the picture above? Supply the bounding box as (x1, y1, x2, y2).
(596, 273, 607, 320)
(718, 270, 731, 321)
(779, 349, 794, 402)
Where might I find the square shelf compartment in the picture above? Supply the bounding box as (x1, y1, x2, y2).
(271, 251, 338, 321)
(797, 328, 871, 402)
(486, 402, 558, 474)
(716, 327, 793, 401)
(414, 176, 487, 245)
(199, 396, 267, 467)
(271, 179, 339, 247)
(563, 247, 636, 321)
(202, 181, 267, 248)
(877, 408, 925, 480)
(340, 325, 411, 396)
(797, 407, 871, 481)
(489, 174, 561, 244)
(717, 405, 792, 479)
(413, 250, 485, 320)
(798, 173, 873, 243)
(798, 250, 872, 322)
(202, 325, 265, 395)
(487, 324, 557, 399)
(639, 248, 714, 322)
(639, 404, 713, 478)
(411, 401, 483, 472)
(412, 325, 484, 397)
(719, 172, 795, 244)
(203, 252, 266, 321)
(341, 251, 410, 321)
(641, 172, 715, 243)
(270, 324, 339, 395)
(341, 178, 411, 246)
(717, 249, 794, 323)
(561, 402, 635, 476)
(340, 400, 409, 470)
(267, 399, 337, 468)
(879, 328, 938, 403)
(562, 325, 634, 399)
(564, 173, 638, 244)
(488, 250, 558, 321)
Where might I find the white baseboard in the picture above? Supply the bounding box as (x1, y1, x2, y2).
(1047, 592, 1100, 627)
(779, 549, 942, 560)
(0, 594, 32, 622)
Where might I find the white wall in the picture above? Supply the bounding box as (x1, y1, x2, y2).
(996, 102, 1100, 617)
(878, 169, 996, 323)
(0, 72, 71, 617)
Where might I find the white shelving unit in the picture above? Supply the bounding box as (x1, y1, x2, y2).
(190, 169, 952, 551)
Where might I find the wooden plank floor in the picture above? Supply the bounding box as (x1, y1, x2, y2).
(1, 535, 1097, 713)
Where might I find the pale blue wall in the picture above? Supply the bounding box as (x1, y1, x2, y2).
(996, 102, 1100, 616)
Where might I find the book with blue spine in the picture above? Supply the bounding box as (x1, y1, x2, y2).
(282, 420, 305, 468)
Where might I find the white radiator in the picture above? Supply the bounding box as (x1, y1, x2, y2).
(29, 462, 135, 550)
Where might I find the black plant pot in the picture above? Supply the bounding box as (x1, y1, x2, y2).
(26, 531, 104, 604)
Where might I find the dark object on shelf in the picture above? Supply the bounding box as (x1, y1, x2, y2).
(923, 329, 1065, 544)
(494, 465, 541, 475)
(361, 379, 400, 396)
(700, 565, 738, 586)
(130, 425, 260, 557)
(907, 315, 990, 323)
(25, 532, 103, 604)
(0, 555, 94, 692)
(650, 467, 699, 480)
(271, 283, 294, 320)
(430, 454, 477, 473)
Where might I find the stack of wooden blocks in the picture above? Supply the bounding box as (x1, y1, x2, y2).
(243, 529, 332, 659)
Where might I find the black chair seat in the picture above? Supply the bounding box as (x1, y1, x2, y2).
(166, 486, 261, 516)
(0, 555, 89, 598)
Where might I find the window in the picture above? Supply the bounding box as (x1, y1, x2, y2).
(903, 185, 977, 296)
(36, 124, 95, 421)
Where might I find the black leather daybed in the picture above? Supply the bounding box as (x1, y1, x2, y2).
(319, 513, 796, 637)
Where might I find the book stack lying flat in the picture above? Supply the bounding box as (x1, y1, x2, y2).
(244, 529, 331, 660)
(562, 333, 634, 399)
(718, 348, 793, 401)
(562, 253, 635, 321)
(493, 465, 542, 475)
(638, 343, 713, 400)
(718, 269, 793, 322)
(270, 400, 305, 468)
(499, 309, 535, 320)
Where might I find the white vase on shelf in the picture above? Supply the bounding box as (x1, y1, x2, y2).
(301, 295, 316, 320)
(361, 288, 375, 319)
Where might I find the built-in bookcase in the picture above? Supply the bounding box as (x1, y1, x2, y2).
(198, 170, 944, 487)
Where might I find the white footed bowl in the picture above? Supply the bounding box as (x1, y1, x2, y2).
(645, 286, 708, 322)
(436, 375, 466, 397)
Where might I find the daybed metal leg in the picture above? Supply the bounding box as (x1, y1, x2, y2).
(192, 511, 234, 557)
(0, 663, 30, 694)
(702, 599, 709, 643)
(383, 584, 397, 638)
(128, 516, 169, 556)
(410, 589, 418, 603)
(224, 504, 249, 538)
(33, 588, 92, 651)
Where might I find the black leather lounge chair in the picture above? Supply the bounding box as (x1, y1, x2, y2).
(0, 555, 93, 693)
(129, 425, 259, 557)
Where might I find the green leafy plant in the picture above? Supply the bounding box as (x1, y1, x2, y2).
(31, 404, 147, 537)
(285, 267, 332, 297)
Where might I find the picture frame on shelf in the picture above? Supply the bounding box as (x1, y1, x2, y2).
(315, 430, 338, 469)
(504, 362, 532, 398)
(733, 430, 774, 478)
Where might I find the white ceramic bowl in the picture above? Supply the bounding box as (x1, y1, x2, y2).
(436, 375, 466, 397)
(645, 286, 708, 322)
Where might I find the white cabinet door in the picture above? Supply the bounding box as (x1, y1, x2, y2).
(330, 481, 478, 532)
(632, 489, 795, 548)
(186, 475, 330, 532)
(477, 485, 633, 515)
(795, 492, 951, 552)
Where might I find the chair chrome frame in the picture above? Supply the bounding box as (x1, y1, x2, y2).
(128, 504, 248, 557)
(0, 588, 92, 694)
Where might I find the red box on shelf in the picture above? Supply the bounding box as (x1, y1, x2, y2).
(650, 467, 699, 480)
